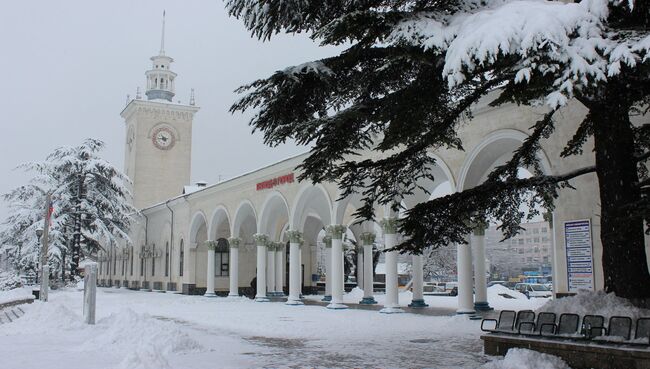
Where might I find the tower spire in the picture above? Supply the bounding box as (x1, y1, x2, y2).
(160, 10, 166, 55)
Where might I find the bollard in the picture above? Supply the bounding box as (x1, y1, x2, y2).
(83, 263, 97, 325)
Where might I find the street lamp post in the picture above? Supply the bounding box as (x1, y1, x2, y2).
(37, 192, 52, 302)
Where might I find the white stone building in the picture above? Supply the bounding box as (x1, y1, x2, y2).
(97, 19, 639, 313)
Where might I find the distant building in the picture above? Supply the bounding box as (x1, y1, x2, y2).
(485, 221, 553, 280)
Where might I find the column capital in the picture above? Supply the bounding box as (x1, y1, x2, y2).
(322, 235, 332, 248)
(285, 230, 303, 244)
(359, 232, 376, 246)
(472, 219, 487, 236)
(228, 237, 241, 248)
(253, 233, 269, 246)
(273, 241, 285, 251)
(204, 240, 217, 250)
(327, 224, 347, 239)
(380, 217, 399, 234)
(266, 242, 275, 251)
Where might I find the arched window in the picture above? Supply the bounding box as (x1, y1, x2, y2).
(165, 242, 169, 277)
(151, 244, 156, 276)
(179, 240, 184, 277)
(140, 246, 144, 277)
(130, 247, 134, 276)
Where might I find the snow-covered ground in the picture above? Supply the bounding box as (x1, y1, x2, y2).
(0, 286, 557, 369)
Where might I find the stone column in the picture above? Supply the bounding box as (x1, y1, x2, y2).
(267, 243, 276, 297)
(253, 234, 269, 302)
(356, 245, 364, 293)
(83, 262, 97, 325)
(321, 236, 332, 301)
(409, 254, 428, 308)
(359, 232, 377, 304)
(228, 238, 240, 297)
(204, 240, 216, 297)
(327, 225, 348, 309)
(275, 242, 284, 296)
(286, 230, 304, 305)
(472, 224, 492, 311)
(381, 218, 403, 313)
(457, 237, 475, 314)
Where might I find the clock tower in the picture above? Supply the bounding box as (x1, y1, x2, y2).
(121, 13, 200, 209)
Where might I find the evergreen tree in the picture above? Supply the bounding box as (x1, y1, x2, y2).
(0, 139, 135, 278)
(227, 0, 650, 300)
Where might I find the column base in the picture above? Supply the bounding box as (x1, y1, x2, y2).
(408, 299, 429, 308)
(139, 288, 152, 292)
(359, 297, 377, 305)
(274, 291, 286, 297)
(227, 293, 240, 298)
(379, 307, 404, 314)
(321, 295, 332, 302)
(326, 303, 348, 310)
(474, 301, 494, 311)
(204, 292, 217, 297)
(254, 296, 270, 302)
(456, 308, 476, 315)
(286, 298, 304, 306)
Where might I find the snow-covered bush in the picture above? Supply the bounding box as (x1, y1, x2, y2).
(0, 271, 23, 291)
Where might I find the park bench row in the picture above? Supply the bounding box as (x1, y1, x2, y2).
(481, 310, 650, 344)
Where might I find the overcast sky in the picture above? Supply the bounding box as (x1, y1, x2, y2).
(0, 1, 341, 219)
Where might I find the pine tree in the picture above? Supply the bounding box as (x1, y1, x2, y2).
(0, 139, 136, 278)
(227, 0, 650, 300)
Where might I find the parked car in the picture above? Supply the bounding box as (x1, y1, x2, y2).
(514, 283, 552, 298)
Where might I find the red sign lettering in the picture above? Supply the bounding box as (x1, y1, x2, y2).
(256, 173, 295, 191)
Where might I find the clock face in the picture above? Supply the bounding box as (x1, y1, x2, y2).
(152, 127, 176, 150)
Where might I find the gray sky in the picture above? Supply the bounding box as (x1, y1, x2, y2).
(0, 1, 340, 219)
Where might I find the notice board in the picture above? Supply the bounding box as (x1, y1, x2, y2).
(564, 219, 594, 292)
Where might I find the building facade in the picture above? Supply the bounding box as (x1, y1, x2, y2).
(96, 22, 643, 313)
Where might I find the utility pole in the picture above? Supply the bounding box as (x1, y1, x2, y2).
(39, 193, 52, 302)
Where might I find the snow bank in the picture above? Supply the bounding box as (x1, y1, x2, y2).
(537, 290, 650, 320)
(482, 348, 572, 369)
(86, 308, 204, 369)
(0, 286, 34, 305)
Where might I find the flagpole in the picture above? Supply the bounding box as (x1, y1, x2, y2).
(39, 192, 52, 302)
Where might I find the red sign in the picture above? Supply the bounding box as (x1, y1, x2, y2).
(257, 173, 295, 191)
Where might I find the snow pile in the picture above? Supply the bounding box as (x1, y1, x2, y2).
(0, 286, 34, 305)
(482, 348, 572, 369)
(0, 271, 23, 291)
(86, 308, 204, 369)
(6, 300, 85, 334)
(344, 287, 365, 301)
(537, 290, 650, 320)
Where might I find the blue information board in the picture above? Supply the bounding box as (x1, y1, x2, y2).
(564, 219, 594, 292)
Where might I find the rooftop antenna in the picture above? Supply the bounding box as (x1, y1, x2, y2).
(160, 10, 166, 55)
(189, 88, 196, 106)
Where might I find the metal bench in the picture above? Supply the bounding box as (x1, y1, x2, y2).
(518, 312, 556, 335)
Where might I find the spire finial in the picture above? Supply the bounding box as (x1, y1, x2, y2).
(160, 10, 166, 55)
(190, 88, 195, 106)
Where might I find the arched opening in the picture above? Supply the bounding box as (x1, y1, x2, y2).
(232, 201, 258, 291)
(291, 185, 333, 293)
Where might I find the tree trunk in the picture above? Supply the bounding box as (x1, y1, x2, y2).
(592, 92, 650, 301)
